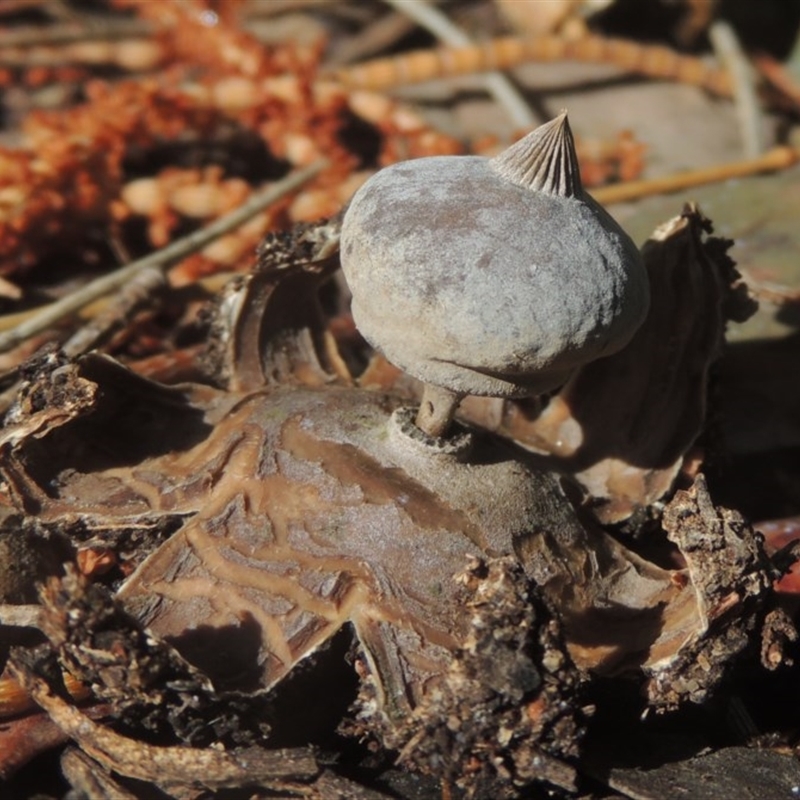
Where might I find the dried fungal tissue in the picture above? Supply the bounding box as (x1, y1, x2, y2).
(0, 148, 794, 796)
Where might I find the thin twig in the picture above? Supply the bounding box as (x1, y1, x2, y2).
(751, 51, 800, 111)
(0, 271, 234, 336)
(591, 146, 797, 205)
(381, 0, 538, 129)
(0, 159, 328, 354)
(61, 266, 166, 357)
(0, 18, 151, 48)
(326, 10, 416, 67)
(0, 604, 43, 628)
(709, 20, 763, 158)
(8, 661, 318, 790)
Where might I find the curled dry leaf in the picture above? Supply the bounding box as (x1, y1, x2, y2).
(0, 209, 792, 794)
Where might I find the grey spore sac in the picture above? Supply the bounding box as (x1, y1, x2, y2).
(340, 111, 649, 437)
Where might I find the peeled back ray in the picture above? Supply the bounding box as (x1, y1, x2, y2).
(340, 112, 650, 397)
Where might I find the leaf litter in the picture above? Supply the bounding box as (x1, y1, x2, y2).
(0, 201, 796, 797)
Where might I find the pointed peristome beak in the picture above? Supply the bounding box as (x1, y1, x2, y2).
(489, 110, 583, 199)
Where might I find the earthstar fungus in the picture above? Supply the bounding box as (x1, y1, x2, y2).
(340, 111, 650, 436)
(0, 202, 792, 796)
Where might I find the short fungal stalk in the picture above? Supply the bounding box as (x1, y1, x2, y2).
(340, 111, 649, 442)
(415, 384, 463, 438)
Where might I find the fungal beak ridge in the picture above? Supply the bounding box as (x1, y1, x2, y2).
(490, 110, 583, 199)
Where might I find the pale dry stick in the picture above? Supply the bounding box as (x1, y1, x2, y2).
(0, 17, 151, 49)
(382, 0, 538, 129)
(709, 19, 763, 158)
(0, 271, 235, 335)
(326, 9, 416, 67)
(591, 146, 798, 205)
(0, 604, 42, 628)
(328, 33, 735, 98)
(62, 266, 166, 357)
(0, 159, 328, 354)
